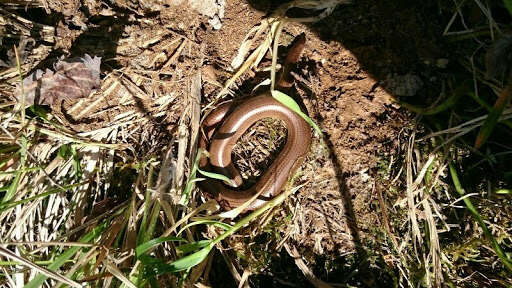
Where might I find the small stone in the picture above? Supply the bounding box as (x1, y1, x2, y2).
(385, 73, 423, 97)
(188, 0, 225, 30)
(209, 15, 222, 30)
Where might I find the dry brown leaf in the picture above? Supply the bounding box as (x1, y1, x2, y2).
(15, 54, 101, 106)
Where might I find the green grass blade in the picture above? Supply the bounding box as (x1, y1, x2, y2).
(505, 0, 512, 16)
(141, 246, 212, 276)
(25, 222, 107, 288)
(271, 90, 322, 136)
(399, 81, 469, 115)
(28, 105, 74, 133)
(188, 178, 206, 183)
(0, 167, 41, 175)
(495, 189, 510, 194)
(0, 145, 19, 154)
(3, 137, 28, 204)
(177, 268, 192, 288)
(137, 161, 155, 245)
(138, 255, 174, 280)
(145, 201, 161, 245)
(0, 182, 86, 212)
(167, 183, 302, 272)
(175, 240, 211, 254)
(2, 171, 22, 204)
(176, 220, 232, 236)
(469, 92, 512, 129)
(449, 163, 512, 272)
(197, 168, 235, 186)
(138, 240, 210, 281)
(70, 145, 82, 179)
(474, 85, 512, 149)
(180, 148, 203, 205)
(136, 237, 187, 259)
(166, 245, 212, 272)
(58, 144, 82, 179)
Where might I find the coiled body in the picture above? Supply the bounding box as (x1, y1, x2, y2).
(199, 93, 312, 211)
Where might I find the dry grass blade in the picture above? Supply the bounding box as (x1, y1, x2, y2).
(159, 200, 219, 240)
(284, 243, 333, 288)
(404, 121, 447, 286)
(5, 122, 128, 149)
(0, 267, 16, 287)
(6, 0, 505, 286)
(237, 270, 251, 288)
(270, 21, 284, 91)
(0, 242, 94, 248)
(13, 43, 25, 126)
(210, 23, 274, 106)
(104, 259, 137, 288)
(56, 248, 100, 288)
(406, 132, 422, 248)
(420, 108, 512, 139)
(216, 247, 244, 287)
(0, 246, 82, 288)
(421, 195, 442, 286)
(175, 117, 189, 202)
(189, 72, 202, 164)
(231, 21, 269, 70)
(93, 217, 126, 271)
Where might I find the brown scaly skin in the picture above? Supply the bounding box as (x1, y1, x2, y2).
(198, 33, 311, 211)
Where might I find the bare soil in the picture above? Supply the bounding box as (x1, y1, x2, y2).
(1, 0, 459, 286)
(193, 0, 418, 266)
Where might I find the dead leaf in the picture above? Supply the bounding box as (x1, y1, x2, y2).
(15, 54, 101, 106)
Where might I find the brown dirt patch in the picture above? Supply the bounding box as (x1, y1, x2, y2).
(1, 0, 449, 285)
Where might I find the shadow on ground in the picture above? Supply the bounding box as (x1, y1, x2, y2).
(243, 0, 453, 287)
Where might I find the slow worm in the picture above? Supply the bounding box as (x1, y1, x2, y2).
(199, 34, 312, 211)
